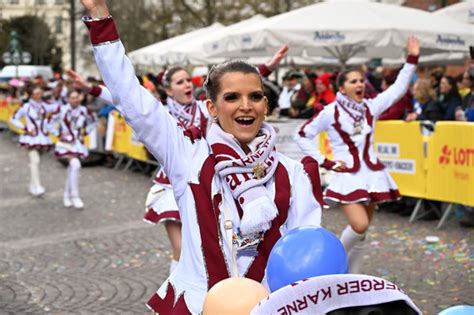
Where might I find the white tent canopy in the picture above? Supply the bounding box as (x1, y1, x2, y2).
(203, 1, 473, 65)
(163, 15, 267, 65)
(434, 1, 474, 24)
(128, 23, 224, 65)
(128, 15, 366, 67)
(129, 15, 268, 66)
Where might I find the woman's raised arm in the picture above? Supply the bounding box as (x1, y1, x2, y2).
(370, 36, 420, 117)
(80, 0, 194, 197)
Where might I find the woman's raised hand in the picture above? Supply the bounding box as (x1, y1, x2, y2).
(79, 0, 110, 18)
(266, 44, 289, 71)
(66, 69, 92, 91)
(406, 36, 420, 56)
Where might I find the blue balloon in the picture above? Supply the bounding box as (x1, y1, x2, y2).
(439, 305, 474, 315)
(266, 226, 348, 292)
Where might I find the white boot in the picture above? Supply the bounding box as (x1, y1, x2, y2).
(347, 240, 366, 274)
(28, 150, 44, 196)
(69, 158, 83, 208)
(340, 225, 366, 253)
(63, 162, 73, 207)
(71, 196, 84, 209)
(63, 195, 73, 207)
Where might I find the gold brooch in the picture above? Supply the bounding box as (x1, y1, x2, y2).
(252, 162, 267, 179)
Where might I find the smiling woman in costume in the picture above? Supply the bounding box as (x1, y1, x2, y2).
(68, 46, 288, 275)
(79, 0, 323, 313)
(295, 36, 420, 274)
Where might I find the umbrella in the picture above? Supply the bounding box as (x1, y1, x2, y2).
(434, 1, 474, 25)
(128, 23, 224, 66)
(203, 1, 473, 66)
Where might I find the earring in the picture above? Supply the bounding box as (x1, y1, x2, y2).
(213, 116, 218, 123)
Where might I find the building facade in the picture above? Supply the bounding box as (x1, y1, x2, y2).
(0, 0, 95, 74)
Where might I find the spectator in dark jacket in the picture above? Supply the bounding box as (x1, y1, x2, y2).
(463, 67, 474, 122)
(429, 67, 444, 96)
(288, 74, 315, 118)
(406, 79, 443, 122)
(439, 76, 462, 121)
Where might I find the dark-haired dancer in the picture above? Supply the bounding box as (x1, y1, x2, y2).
(80, 0, 322, 312)
(68, 45, 288, 273)
(296, 37, 420, 274)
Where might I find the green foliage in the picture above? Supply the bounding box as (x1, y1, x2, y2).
(102, 0, 317, 53)
(0, 16, 62, 69)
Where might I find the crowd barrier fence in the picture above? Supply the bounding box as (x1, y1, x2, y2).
(2, 101, 472, 227)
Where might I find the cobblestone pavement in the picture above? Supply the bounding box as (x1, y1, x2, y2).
(0, 131, 472, 314)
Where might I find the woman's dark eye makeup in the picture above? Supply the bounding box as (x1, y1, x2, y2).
(174, 78, 191, 85)
(223, 92, 239, 101)
(223, 91, 264, 102)
(249, 91, 264, 101)
(349, 79, 364, 84)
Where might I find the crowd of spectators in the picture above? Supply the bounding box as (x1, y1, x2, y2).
(1, 61, 473, 227)
(1, 62, 472, 125)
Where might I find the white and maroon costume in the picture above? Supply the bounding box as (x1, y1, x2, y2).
(89, 84, 210, 224)
(296, 57, 418, 207)
(52, 104, 96, 158)
(10, 99, 59, 150)
(84, 17, 323, 314)
(144, 98, 210, 225)
(89, 62, 273, 226)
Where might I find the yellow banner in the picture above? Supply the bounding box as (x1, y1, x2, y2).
(0, 99, 8, 123)
(373, 121, 426, 198)
(425, 122, 474, 206)
(111, 111, 148, 161)
(320, 132, 333, 160)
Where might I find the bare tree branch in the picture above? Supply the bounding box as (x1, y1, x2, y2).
(179, 0, 207, 26)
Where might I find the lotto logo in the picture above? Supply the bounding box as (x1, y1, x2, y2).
(438, 145, 474, 167)
(438, 145, 451, 165)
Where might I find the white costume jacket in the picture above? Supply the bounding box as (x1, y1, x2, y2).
(295, 58, 418, 206)
(90, 85, 210, 224)
(85, 17, 323, 314)
(10, 99, 59, 150)
(52, 104, 96, 158)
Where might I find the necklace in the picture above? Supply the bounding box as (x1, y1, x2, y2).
(337, 101, 365, 135)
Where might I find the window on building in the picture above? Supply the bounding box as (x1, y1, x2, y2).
(9, 0, 20, 4)
(36, 0, 46, 4)
(55, 0, 64, 4)
(55, 16, 62, 33)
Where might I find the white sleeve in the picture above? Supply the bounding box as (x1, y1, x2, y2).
(44, 101, 60, 114)
(294, 109, 331, 164)
(370, 62, 416, 117)
(96, 85, 114, 105)
(9, 105, 26, 130)
(90, 29, 194, 197)
(282, 163, 322, 235)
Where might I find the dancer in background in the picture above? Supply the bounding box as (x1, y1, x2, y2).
(10, 87, 59, 196)
(51, 90, 96, 208)
(296, 37, 420, 273)
(79, 1, 322, 312)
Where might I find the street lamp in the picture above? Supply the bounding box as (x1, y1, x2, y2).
(2, 31, 32, 78)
